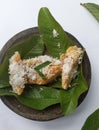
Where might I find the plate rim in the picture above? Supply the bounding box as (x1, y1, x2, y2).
(0, 27, 91, 121)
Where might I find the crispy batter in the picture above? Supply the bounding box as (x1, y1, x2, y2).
(9, 52, 61, 95)
(12, 85, 24, 95)
(60, 46, 84, 89)
(9, 52, 25, 95)
(23, 58, 61, 85)
(9, 46, 84, 95)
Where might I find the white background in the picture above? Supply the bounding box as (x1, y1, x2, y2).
(0, 0, 99, 130)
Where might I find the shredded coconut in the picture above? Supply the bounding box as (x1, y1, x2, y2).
(63, 64, 71, 74)
(57, 42, 61, 48)
(22, 55, 61, 81)
(25, 65, 37, 80)
(63, 57, 74, 74)
(78, 55, 83, 64)
(9, 45, 84, 94)
(9, 60, 26, 88)
(52, 29, 59, 38)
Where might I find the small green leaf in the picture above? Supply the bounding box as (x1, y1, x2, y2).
(38, 7, 73, 58)
(34, 61, 51, 80)
(34, 61, 51, 70)
(0, 35, 44, 88)
(34, 70, 46, 80)
(81, 3, 99, 22)
(81, 109, 99, 130)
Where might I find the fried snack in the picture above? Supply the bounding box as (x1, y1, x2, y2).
(9, 52, 61, 95)
(60, 46, 84, 89)
(23, 56, 61, 85)
(9, 52, 26, 95)
(9, 45, 84, 95)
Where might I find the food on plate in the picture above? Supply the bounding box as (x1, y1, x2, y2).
(0, 7, 89, 118)
(9, 52, 61, 95)
(9, 46, 84, 95)
(9, 52, 26, 95)
(23, 56, 61, 85)
(60, 46, 84, 89)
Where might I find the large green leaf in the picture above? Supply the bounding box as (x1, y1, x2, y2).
(38, 7, 73, 58)
(17, 85, 60, 110)
(0, 87, 17, 96)
(81, 109, 99, 130)
(0, 35, 44, 88)
(0, 85, 60, 110)
(60, 66, 88, 115)
(81, 3, 99, 22)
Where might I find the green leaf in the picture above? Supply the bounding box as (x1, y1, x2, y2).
(0, 87, 17, 96)
(17, 85, 60, 110)
(50, 76, 62, 89)
(81, 109, 99, 130)
(34, 61, 51, 80)
(38, 7, 73, 58)
(0, 85, 60, 110)
(60, 66, 88, 115)
(81, 3, 99, 22)
(0, 35, 44, 88)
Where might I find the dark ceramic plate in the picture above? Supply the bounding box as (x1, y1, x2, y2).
(0, 27, 91, 121)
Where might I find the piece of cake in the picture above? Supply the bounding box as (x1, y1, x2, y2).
(9, 52, 26, 95)
(23, 55, 61, 85)
(60, 46, 84, 89)
(9, 52, 61, 95)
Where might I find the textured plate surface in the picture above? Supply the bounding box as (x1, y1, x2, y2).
(0, 27, 91, 121)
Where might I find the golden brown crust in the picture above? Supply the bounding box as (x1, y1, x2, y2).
(27, 65, 61, 85)
(9, 46, 84, 95)
(9, 52, 25, 95)
(9, 52, 61, 95)
(11, 51, 21, 62)
(60, 46, 84, 89)
(23, 59, 61, 85)
(13, 85, 24, 95)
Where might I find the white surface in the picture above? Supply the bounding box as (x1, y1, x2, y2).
(0, 0, 99, 130)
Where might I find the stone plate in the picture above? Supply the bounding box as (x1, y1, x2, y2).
(0, 27, 91, 121)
